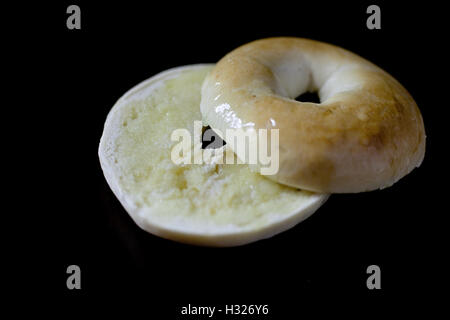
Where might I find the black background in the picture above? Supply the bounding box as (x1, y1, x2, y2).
(12, 1, 447, 317)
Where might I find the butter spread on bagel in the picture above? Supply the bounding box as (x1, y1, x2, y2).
(99, 65, 328, 246)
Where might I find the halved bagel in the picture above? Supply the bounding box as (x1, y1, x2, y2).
(201, 38, 426, 193)
(99, 65, 328, 246)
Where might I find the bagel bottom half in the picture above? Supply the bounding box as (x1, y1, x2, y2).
(99, 64, 328, 246)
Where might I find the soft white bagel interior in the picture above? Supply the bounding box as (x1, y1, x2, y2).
(99, 65, 328, 247)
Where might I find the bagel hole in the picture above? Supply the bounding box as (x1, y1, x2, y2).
(295, 91, 320, 104)
(202, 125, 226, 149)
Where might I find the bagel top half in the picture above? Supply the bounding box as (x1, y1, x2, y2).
(200, 37, 425, 193)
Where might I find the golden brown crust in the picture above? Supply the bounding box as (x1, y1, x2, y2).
(200, 37, 425, 193)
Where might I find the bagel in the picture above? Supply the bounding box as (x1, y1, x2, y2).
(200, 37, 425, 193)
(99, 65, 328, 247)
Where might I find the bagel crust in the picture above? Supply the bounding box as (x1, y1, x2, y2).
(201, 37, 425, 193)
